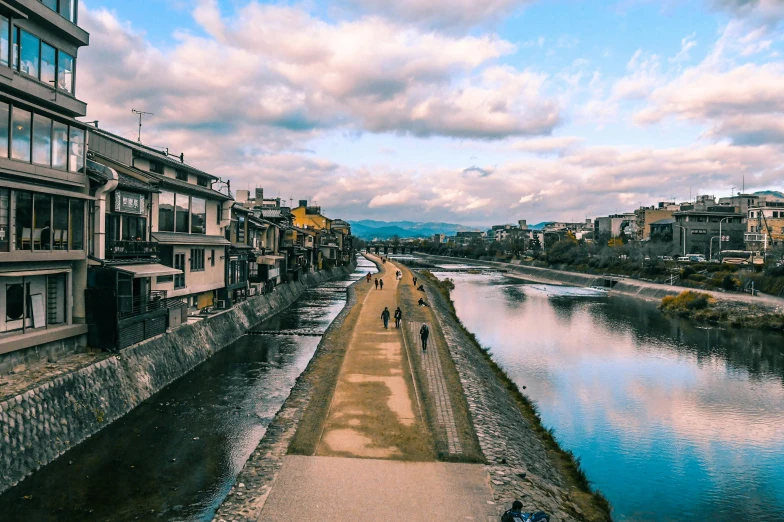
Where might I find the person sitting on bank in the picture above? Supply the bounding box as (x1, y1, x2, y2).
(500, 501, 550, 522)
(417, 284, 425, 291)
(418, 297, 429, 307)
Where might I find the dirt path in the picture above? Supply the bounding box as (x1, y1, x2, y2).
(315, 255, 432, 460)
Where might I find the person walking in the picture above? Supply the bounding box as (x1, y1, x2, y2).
(366, 273, 371, 283)
(419, 323, 429, 351)
(379, 278, 384, 290)
(413, 276, 418, 286)
(375, 278, 379, 289)
(394, 307, 402, 328)
(381, 307, 391, 329)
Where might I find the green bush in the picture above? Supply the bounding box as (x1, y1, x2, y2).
(681, 266, 696, 278)
(688, 273, 707, 282)
(721, 274, 739, 291)
(660, 291, 712, 313)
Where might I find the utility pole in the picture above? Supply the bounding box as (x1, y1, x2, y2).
(132, 109, 154, 143)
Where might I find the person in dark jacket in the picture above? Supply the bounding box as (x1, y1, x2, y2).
(375, 278, 379, 289)
(381, 307, 391, 329)
(500, 501, 549, 522)
(419, 323, 429, 351)
(394, 307, 402, 328)
(379, 278, 384, 290)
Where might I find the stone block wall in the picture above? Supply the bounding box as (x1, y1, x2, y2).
(0, 334, 88, 376)
(0, 263, 355, 495)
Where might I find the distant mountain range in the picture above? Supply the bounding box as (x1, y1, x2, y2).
(347, 220, 479, 240)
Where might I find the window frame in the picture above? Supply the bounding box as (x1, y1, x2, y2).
(190, 247, 205, 272)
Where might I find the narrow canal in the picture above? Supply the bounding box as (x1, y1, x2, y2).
(436, 269, 784, 522)
(0, 257, 376, 522)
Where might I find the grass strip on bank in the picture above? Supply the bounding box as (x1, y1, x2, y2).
(420, 270, 613, 521)
(659, 290, 784, 330)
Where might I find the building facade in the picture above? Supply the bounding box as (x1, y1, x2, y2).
(673, 202, 745, 259)
(0, 0, 90, 369)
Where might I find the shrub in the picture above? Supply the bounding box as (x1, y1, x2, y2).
(660, 291, 712, 313)
(688, 273, 707, 282)
(680, 266, 696, 278)
(721, 274, 739, 291)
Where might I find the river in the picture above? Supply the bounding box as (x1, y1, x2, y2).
(0, 257, 375, 522)
(437, 269, 784, 522)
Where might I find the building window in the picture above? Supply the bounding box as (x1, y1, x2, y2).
(32, 114, 52, 166)
(33, 193, 51, 251)
(0, 188, 9, 252)
(149, 160, 164, 174)
(52, 120, 68, 169)
(41, 42, 56, 87)
(70, 199, 83, 250)
(53, 196, 69, 249)
(121, 215, 146, 241)
(175, 170, 188, 181)
(14, 191, 32, 251)
(211, 249, 215, 267)
(40, 0, 77, 24)
(158, 190, 174, 232)
(190, 248, 204, 271)
(174, 252, 185, 288)
(57, 50, 74, 93)
(191, 197, 206, 234)
(0, 16, 9, 68)
(68, 126, 84, 172)
(19, 30, 39, 79)
(0, 102, 8, 158)
(196, 176, 209, 187)
(11, 106, 32, 161)
(237, 213, 245, 243)
(175, 194, 189, 233)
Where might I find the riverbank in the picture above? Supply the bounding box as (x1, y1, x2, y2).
(0, 264, 356, 496)
(417, 254, 784, 329)
(420, 271, 612, 521)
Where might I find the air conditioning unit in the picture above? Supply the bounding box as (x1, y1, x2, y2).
(216, 300, 226, 309)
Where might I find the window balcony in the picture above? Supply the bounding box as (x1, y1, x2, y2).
(106, 240, 159, 259)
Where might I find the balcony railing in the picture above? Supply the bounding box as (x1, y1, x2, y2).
(118, 290, 171, 319)
(107, 240, 159, 259)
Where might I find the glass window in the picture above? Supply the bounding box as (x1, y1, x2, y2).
(68, 126, 84, 172)
(59, 0, 76, 23)
(42, 0, 58, 11)
(33, 193, 51, 251)
(105, 214, 120, 242)
(191, 197, 205, 234)
(237, 213, 245, 243)
(19, 30, 40, 79)
(0, 102, 8, 158)
(0, 16, 9, 68)
(40, 42, 56, 87)
(53, 196, 69, 250)
(14, 191, 32, 250)
(11, 107, 31, 162)
(176, 170, 188, 181)
(158, 191, 174, 232)
(32, 114, 52, 166)
(70, 199, 83, 250)
(122, 216, 146, 241)
(175, 194, 189, 233)
(52, 121, 68, 169)
(0, 188, 9, 252)
(12, 27, 18, 70)
(57, 51, 74, 93)
(149, 161, 164, 174)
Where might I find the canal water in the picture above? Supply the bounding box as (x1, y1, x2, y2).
(0, 257, 376, 522)
(437, 270, 784, 522)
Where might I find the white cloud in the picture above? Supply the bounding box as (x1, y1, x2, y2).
(368, 189, 418, 208)
(512, 136, 585, 154)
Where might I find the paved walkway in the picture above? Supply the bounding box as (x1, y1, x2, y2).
(258, 256, 495, 521)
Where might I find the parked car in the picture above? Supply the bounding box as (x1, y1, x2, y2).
(677, 256, 691, 262)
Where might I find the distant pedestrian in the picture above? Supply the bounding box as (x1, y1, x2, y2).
(379, 279, 384, 290)
(420, 323, 429, 351)
(413, 276, 418, 286)
(394, 307, 402, 328)
(366, 273, 372, 283)
(381, 307, 391, 329)
(375, 278, 379, 289)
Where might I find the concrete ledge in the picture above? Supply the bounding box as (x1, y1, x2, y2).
(0, 324, 88, 356)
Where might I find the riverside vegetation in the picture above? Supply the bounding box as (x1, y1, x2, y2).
(421, 270, 613, 521)
(659, 290, 784, 330)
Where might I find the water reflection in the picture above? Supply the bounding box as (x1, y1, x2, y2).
(0, 260, 373, 522)
(438, 272, 784, 522)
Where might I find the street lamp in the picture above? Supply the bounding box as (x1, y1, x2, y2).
(718, 216, 732, 262)
(673, 224, 686, 256)
(709, 236, 720, 262)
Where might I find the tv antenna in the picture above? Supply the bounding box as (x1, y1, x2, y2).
(132, 109, 154, 143)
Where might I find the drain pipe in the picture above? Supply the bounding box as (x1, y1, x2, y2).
(90, 159, 119, 260)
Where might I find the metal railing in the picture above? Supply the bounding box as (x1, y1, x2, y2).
(106, 240, 159, 258)
(118, 290, 171, 319)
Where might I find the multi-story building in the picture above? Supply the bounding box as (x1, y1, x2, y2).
(673, 199, 745, 259)
(87, 128, 233, 314)
(718, 194, 762, 215)
(634, 203, 678, 240)
(594, 213, 637, 239)
(0, 1, 91, 370)
(454, 231, 484, 246)
(745, 201, 784, 253)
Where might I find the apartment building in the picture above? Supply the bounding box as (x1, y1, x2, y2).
(0, 0, 90, 369)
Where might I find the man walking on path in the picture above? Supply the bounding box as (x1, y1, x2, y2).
(420, 323, 429, 351)
(394, 307, 402, 328)
(375, 278, 379, 289)
(379, 278, 384, 290)
(413, 276, 418, 286)
(381, 307, 391, 329)
(366, 273, 371, 283)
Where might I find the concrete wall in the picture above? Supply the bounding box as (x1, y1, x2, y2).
(0, 262, 355, 494)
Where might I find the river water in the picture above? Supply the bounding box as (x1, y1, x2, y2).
(0, 258, 375, 522)
(437, 270, 784, 522)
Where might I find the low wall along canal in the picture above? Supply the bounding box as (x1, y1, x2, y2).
(0, 260, 365, 520)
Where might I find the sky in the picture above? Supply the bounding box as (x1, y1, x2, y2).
(78, 0, 784, 227)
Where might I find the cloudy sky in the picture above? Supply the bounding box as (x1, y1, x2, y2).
(79, 0, 784, 226)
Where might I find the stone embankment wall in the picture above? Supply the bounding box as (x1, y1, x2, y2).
(0, 264, 355, 495)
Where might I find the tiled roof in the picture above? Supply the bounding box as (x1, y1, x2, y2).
(152, 232, 231, 246)
(87, 164, 157, 193)
(147, 172, 233, 201)
(260, 209, 283, 219)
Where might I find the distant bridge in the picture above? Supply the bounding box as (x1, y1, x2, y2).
(366, 243, 420, 255)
